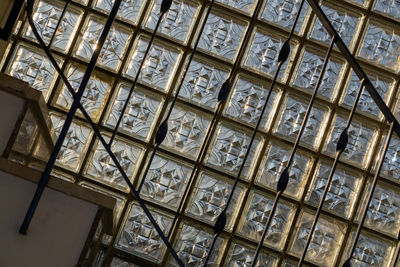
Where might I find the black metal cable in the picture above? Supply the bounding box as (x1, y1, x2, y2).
(297, 78, 366, 267)
(203, 1, 308, 266)
(342, 122, 395, 267)
(21, 1, 185, 266)
(47, 0, 72, 48)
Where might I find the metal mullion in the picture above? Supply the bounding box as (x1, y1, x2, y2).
(342, 122, 395, 267)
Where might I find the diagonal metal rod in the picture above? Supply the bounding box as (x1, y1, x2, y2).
(205, 2, 308, 265)
(108, 8, 167, 146)
(342, 123, 394, 267)
(20, 1, 184, 265)
(48, 0, 72, 48)
(297, 79, 366, 266)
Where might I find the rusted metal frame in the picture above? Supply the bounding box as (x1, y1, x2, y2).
(20, 0, 184, 265)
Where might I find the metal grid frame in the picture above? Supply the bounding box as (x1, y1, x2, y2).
(2, 0, 400, 266)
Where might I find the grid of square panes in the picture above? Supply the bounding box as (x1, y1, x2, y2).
(2, 0, 400, 266)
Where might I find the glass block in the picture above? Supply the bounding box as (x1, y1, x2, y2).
(180, 57, 229, 109)
(85, 136, 143, 191)
(341, 71, 392, 119)
(359, 182, 400, 237)
(305, 162, 362, 218)
(381, 136, 400, 181)
(260, 0, 309, 33)
(124, 37, 182, 91)
(374, 0, 400, 20)
(225, 242, 278, 267)
(225, 75, 279, 130)
(50, 113, 92, 172)
(56, 65, 112, 122)
(140, 153, 191, 209)
(169, 224, 225, 266)
(324, 115, 377, 167)
(311, 5, 360, 48)
(293, 49, 344, 100)
(12, 109, 38, 155)
(6, 44, 57, 100)
(162, 104, 211, 159)
(237, 191, 295, 250)
(115, 203, 172, 263)
(290, 211, 346, 266)
(205, 123, 262, 179)
(111, 257, 139, 267)
(186, 172, 244, 231)
(105, 84, 163, 140)
(145, 0, 200, 43)
(198, 11, 247, 61)
(359, 22, 400, 71)
(275, 95, 328, 148)
(347, 0, 369, 7)
(343, 231, 395, 267)
(93, 0, 144, 24)
(257, 143, 311, 199)
(25, 0, 82, 52)
(244, 30, 294, 81)
(75, 17, 132, 71)
(216, 0, 257, 15)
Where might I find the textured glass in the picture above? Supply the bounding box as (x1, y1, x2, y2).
(186, 172, 244, 231)
(105, 84, 163, 140)
(359, 22, 400, 71)
(115, 203, 172, 263)
(225, 242, 278, 267)
(381, 136, 400, 181)
(374, 0, 400, 19)
(306, 162, 361, 218)
(217, 0, 257, 15)
(198, 12, 247, 61)
(93, 0, 144, 24)
(124, 37, 182, 91)
(257, 142, 311, 199)
(145, 0, 199, 43)
(140, 153, 191, 209)
(237, 192, 295, 250)
(293, 49, 344, 100)
(290, 212, 346, 266)
(111, 258, 139, 267)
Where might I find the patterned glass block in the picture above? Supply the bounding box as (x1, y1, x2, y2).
(374, 0, 400, 19)
(198, 12, 247, 61)
(75, 17, 131, 71)
(260, 0, 309, 33)
(186, 172, 244, 231)
(111, 258, 139, 267)
(169, 224, 224, 266)
(140, 153, 191, 209)
(105, 84, 162, 140)
(237, 192, 295, 250)
(344, 232, 394, 267)
(7, 45, 57, 100)
(115, 203, 172, 263)
(293, 49, 344, 100)
(311, 5, 359, 47)
(216, 0, 257, 15)
(324, 115, 376, 167)
(306, 162, 361, 218)
(256, 143, 311, 199)
(381, 136, 400, 181)
(244, 30, 293, 81)
(12, 109, 38, 155)
(162, 105, 210, 159)
(180, 57, 229, 109)
(341, 71, 392, 118)
(206, 123, 261, 179)
(124, 37, 181, 91)
(225, 76, 279, 130)
(50, 114, 92, 172)
(359, 22, 400, 71)
(145, 0, 199, 43)
(360, 183, 400, 236)
(290, 212, 345, 266)
(25, 0, 82, 52)
(85, 137, 143, 190)
(275, 96, 327, 148)
(93, 0, 144, 24)
(56, 66, 112, 122)
(225, 242, 278, 267)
